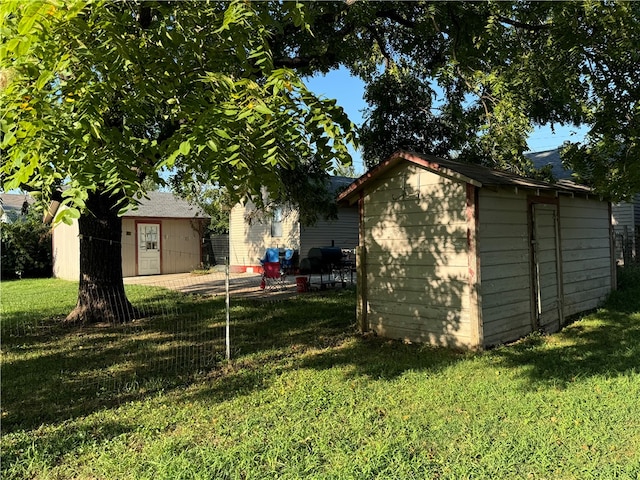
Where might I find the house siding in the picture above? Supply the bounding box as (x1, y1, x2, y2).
(299, 206, 359, 257)
(122, 219, 137, 277)
(53, 216, 203, 280)
(559, 197, 612, 316)
(362, 164, 473, 347)
(229, 201, 299, 271)
(478, 189, 534, 347)
(121, 218, 203, 277)
(343, 152, 615, 349)
(612, 202, 634, 231)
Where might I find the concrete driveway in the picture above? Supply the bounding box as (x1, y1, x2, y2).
(123, 271, 300, 300)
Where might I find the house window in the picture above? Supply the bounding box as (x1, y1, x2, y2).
(271, 207, 283, 237)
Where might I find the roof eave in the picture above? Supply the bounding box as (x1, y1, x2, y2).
(337, 150, 482, 205)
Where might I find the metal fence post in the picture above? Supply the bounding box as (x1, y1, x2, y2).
(225, 256, 231, 361)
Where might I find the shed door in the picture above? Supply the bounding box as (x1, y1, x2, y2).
(531, 203, 562, 333)
(138, 223, 161, 275)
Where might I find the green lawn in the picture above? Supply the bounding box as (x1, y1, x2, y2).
(1, 275, 639, 479)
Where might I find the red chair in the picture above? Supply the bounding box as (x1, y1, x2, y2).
(260, 262, 286, 291)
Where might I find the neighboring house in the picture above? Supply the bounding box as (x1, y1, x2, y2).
(0, 193, 35, 223)
(527, 148, 640, 262)
(338, 150, 614, 349)
(52, 191, 210, 280)
(229, 176, 359, 273)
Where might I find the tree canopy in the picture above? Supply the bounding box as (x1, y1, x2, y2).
(3, 1, 639, 207)
(260, 0, 640, 198)
(1, 0, 357, 221)
(2, 0, 639, 323)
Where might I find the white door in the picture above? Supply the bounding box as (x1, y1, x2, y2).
(138, 223, 161, 275)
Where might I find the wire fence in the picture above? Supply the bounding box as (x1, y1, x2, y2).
(1, 254, 355, 402)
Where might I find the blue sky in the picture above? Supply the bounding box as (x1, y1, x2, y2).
(306, 67, 589, 175)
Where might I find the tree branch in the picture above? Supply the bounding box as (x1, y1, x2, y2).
(494, 15, 551, 32)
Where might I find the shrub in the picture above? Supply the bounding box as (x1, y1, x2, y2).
(1, 211, 52, 279)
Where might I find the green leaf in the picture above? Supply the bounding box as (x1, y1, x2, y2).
(214, 128, 232, 140)
(179, 140, 191, 156)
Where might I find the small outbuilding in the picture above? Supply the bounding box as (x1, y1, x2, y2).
(53, 192, 210, 280)
(338, 151, 615, 349)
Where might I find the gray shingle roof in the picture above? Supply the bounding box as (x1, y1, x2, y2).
(126, 191, 209, 219)
(525, 149, 573, 180)
(338, 150, 594, 204)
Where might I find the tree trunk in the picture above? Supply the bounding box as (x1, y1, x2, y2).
(65, 191, 138, 324)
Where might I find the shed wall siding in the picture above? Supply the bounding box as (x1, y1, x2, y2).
(559, 197, 612, 316)
(363, 164, 473, 347)
(121, 219, 137, 277)
(300, 206, 359, 257)
(159, 219, 202, 275)
(478, 190, 534, 346)
(52, 219, 80, 281)
(229, 201, 299, 270)
(120, 218, 202, 277)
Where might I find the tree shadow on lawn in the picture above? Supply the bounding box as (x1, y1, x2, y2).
(8, 286, 637, 435)
(182, 292, 469, 405)
(1, 290, 465, 433)
(492, 289, 640, 389)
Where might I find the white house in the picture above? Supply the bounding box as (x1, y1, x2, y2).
(229, 176, 359, 273)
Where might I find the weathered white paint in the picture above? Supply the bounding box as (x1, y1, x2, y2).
(477, 189, 533, 346)
(559, 196, 612, 316)
(349, 157, 614, 350)
(362, 163, 473, 348)
(531, 203, 561, 333)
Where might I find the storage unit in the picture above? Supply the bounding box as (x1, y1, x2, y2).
(52, 192, 209, 280)
(338, 151, 615, 349)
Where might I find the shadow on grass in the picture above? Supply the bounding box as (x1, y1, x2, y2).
(493, 286, 640, 388)
(4, 282, 639, 435)
(2, 419, 134, 474)
(1, 288, 465, 433)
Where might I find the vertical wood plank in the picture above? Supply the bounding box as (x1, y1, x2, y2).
(466, 183, 483, 349)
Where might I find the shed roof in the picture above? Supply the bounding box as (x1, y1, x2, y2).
(125, 191, 209, 219)
(338, 150, 593, 205)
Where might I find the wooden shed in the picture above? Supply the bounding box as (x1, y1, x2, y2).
(52, 192, 209, 280)
(338, 151, 615, 349)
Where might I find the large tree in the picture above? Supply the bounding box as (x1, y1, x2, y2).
(1, 0, 356, 323)
(262, 1, 639, 195)
(3, 1, 639, 323)
(355, 1, 640, 193)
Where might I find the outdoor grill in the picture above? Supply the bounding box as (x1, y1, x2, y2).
(300, 246, 343, 274)
(298, 246, 355, 289)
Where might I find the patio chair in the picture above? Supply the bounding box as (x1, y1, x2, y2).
(259, 248, 287, 291)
